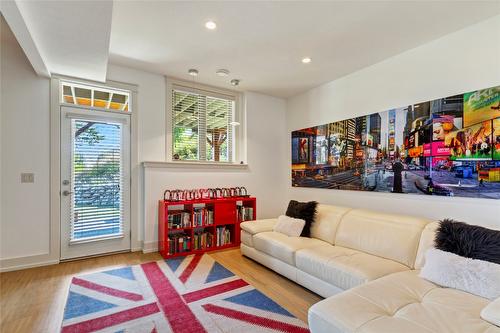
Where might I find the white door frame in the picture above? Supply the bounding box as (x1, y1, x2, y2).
(49, 76, 140, 264)
(60, 106, 131, 259)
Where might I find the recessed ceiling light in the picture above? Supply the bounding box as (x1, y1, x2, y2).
(230, 79, 240, 86)
(188, 69, 199, 76)
(302, 57, 312, 64)
(216, 69, 230, 77)
(205, 21, 217, 30)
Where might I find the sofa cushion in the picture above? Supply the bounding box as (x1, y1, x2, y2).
(308, 270, 498, 333)
(240, 218, 277, 235)
(310, 204, 352, 245)
(285, 200, 318, 237)
(435, 219, 500, 264)
(296, 245, 408, 290)
(420, 248, 500, 300)
(335, 209, 430, 268)
(273, 215, 305, 237)
(252, 231, 329, 266)
(414, 221, 439, 269)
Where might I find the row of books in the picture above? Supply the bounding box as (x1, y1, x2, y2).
(169, 229, 229, 253)
(238, 206, 254, 222)
(167, 234, 191, 255)
(193, 231, 214, 250)
(168, 211, 191, 229)
(168, 210, 215, 229)
(215, 226, 231, 247)
(192, 208, 214, 227)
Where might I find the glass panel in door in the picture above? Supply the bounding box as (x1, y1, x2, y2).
(71, 120, 123, 241)
(61, 107, 130, 259)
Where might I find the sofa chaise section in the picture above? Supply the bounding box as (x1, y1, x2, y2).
(307, 220, 499, 333)
(308, 269, 499, 333)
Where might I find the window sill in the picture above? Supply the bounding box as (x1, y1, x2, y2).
(142, 161, 249, 169)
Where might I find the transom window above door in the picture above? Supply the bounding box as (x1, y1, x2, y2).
(61, 81, 131, 112)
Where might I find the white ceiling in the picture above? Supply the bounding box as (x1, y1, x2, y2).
(109, 1, 500, 97)
(3, 1, 500, 97)
(2, 0, 113, 82)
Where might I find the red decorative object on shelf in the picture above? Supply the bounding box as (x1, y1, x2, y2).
(158, 197, 256, 258)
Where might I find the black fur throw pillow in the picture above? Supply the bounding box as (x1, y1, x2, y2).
(285, 200, 318, 237)
(435, 219, 500, 264)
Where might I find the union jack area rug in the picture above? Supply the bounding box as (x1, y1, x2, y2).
(60, 254, 309, 332)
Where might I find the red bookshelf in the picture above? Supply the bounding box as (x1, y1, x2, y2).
(158, 197, 256, 258)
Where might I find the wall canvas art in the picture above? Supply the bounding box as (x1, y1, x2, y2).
(291, 85, 500, 199)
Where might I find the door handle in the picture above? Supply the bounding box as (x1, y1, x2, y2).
(62, 190, 73, 196)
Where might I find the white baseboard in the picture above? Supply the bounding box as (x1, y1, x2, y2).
(1, 242, 153, 272)
(130, 239, 143, 253)
(0, 253, 60, 272)
(142, 241, 158, 253)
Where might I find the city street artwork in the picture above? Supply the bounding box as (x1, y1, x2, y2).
(291, 85, 500, 199)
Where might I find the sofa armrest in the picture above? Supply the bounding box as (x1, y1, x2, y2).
(240, 218, 277, 235)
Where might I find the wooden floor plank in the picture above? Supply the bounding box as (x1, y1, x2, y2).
(0, 249, 320, 332)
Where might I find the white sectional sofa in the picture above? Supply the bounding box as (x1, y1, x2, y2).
(240, 204, 499, 333)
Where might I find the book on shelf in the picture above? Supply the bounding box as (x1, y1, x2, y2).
(168, 234, 191, 255)
(238, 206, 254, 221)
(215, 226, 231, 247)
(193, 231, 213, 250)
(192, 208, 214, 227)
(168, 211, 191, 229)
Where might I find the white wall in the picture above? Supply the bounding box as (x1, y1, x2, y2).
(1, 19, 51, 259)
(0, 30, 287, 268)
(142, 92, 288, 251)
(106, 65, 288, 251)
(105, 64, 166, 246)
(2, 13, 498, 270)
(286, 15, 500, 226)
(106, 64, 166, 162)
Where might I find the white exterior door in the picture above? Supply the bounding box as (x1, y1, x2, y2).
(60, 106, 131, 259)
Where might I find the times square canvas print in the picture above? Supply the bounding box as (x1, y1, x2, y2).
(291, 85, 500, 199)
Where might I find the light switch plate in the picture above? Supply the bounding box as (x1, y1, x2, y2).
(21, 173, 34, 183)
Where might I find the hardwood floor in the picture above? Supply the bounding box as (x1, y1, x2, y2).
(211, 250, 322, 323)
(0, 248, 321, 333)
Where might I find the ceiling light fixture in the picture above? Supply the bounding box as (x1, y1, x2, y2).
(230, 79, 240, 86)
(216, 69, 230, 77)
(188, 68, 199, 76)
(205, 21, 217, 30)
(230, 121, 240, 127)
(302, 57, 312, 64)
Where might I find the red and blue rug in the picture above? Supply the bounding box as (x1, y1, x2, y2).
(60, 254, 309, 332)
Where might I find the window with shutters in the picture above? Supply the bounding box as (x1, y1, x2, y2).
(171, 86, 237, 163)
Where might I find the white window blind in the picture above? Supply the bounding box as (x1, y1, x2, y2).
(172, 87, 235, 162)
(71, 119, 124, 242)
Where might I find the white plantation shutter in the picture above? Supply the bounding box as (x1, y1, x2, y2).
(206, 96, 233, 162)
(172, 90, 203, 160)
(172, 86, 235, 162)
(70, 119, 124, 242)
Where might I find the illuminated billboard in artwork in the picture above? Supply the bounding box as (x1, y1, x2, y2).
(291, 85, 500, 199)
(388, 110, 396, 157)
(432, 114, 461, 141)
(494, 118, 500, 161)
(445, 121, 492, 161)
(463, 87, 500, 127)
